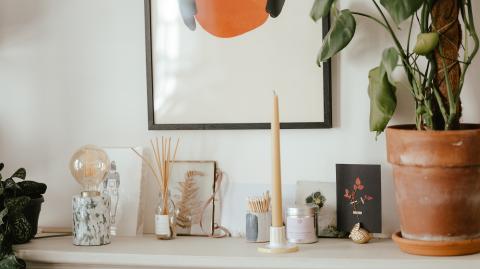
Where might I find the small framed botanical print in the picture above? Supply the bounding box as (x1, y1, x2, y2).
(169, 161, 217, 235)
(336, 164, 382, 233)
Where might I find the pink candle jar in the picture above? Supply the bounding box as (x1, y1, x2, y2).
(286, 205, 318, 244)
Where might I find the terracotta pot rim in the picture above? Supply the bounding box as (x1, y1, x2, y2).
(387, 124, 480, 134)
(386, 123, 480, 167)
(393, 231, 480, 246)
(392, 231, 480, 256)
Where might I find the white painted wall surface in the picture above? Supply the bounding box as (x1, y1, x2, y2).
(0, 0, 479, 236)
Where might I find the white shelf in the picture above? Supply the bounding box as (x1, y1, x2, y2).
(14, 235, 480, 269)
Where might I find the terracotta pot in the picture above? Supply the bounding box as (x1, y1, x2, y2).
(386, 124, 480, 242)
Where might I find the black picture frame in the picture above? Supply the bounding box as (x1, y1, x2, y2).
(144, 0, 332, 130)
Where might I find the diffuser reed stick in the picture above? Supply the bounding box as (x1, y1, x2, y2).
(132, 137, 180, 215)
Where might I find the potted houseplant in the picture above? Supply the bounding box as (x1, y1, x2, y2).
(0, 163, 47, 268)
(312, 0, 479, 255)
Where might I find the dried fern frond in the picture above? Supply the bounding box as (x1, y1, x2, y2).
(176, 170, 203, 229)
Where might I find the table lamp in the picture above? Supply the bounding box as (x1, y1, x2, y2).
(70, 144, 111, 246)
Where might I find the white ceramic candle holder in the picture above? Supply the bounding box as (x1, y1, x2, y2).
(257, 226, 298, 253)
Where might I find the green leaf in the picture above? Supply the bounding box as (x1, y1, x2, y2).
(413, 32, 439, 55)
(12, 216, 32, 244)
(368, 67, 397, 137)
(0, 163, 4, 171)
(17, 181, 47, 198)
(5, 196, 31, 214)
(310, 0, 335, 22)
(3, 178, 20, 193)
(379, 0, 423, 25)
(380, 47, 399, 85)
(11, 168, 26, 180)
(0, 208, 7, 226)
(317, 9, 356, 64)
(0, 254, 26, 269)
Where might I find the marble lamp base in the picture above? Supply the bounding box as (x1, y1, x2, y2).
(72, 195, 111, 246)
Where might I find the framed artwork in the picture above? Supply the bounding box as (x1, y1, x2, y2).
(169, 161, 217, 235)
(336, 164, 382, 233)
(102, 147, 144, 236)
(145, 0, 332, 130)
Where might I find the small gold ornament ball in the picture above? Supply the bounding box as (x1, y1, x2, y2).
(349, 223, 371, 244)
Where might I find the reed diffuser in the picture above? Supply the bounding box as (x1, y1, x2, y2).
(246, 192, 272, 243)
(132, 137, 179, 240)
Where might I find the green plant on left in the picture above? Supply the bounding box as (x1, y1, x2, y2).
(0, 163, 47, 269)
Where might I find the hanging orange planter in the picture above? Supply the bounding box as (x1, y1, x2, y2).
(179, 0, 285, 38)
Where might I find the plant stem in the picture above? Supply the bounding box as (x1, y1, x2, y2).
(438, 42, 456, 129)
(407, 15, 414, 55)
(371, 0, 424, 129)
(370, 0, 422, 100)
(371, 0, 407, 59)
(433, 86, 449, 123)
(351, 12, 388, 30)
(420, 2, 430, 33)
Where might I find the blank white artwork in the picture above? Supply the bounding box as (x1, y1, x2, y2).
(150, 0, 325, 125)
(103, 147, 144, 236)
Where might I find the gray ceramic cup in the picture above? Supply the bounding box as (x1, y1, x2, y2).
(246, 212, 271, 243)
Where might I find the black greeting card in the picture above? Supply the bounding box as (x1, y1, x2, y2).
(336, 164, 382, 233)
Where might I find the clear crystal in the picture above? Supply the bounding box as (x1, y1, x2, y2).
(102, 161, 120, 236)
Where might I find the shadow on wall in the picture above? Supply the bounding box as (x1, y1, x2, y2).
(0, 0, 49, 170)
(0, 0, 45, 47)
(332, 51, 341, 128)
(463, 3, 480, 121)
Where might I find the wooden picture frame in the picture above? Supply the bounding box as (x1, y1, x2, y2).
(145, 0, 332, 130)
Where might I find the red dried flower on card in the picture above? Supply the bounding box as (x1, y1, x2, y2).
(355, 177, 364, 190)
(344, 189, 351, 199)
(364, 195, 373, 201)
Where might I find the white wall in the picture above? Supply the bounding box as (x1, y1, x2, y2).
(0, 0, 479, 236)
